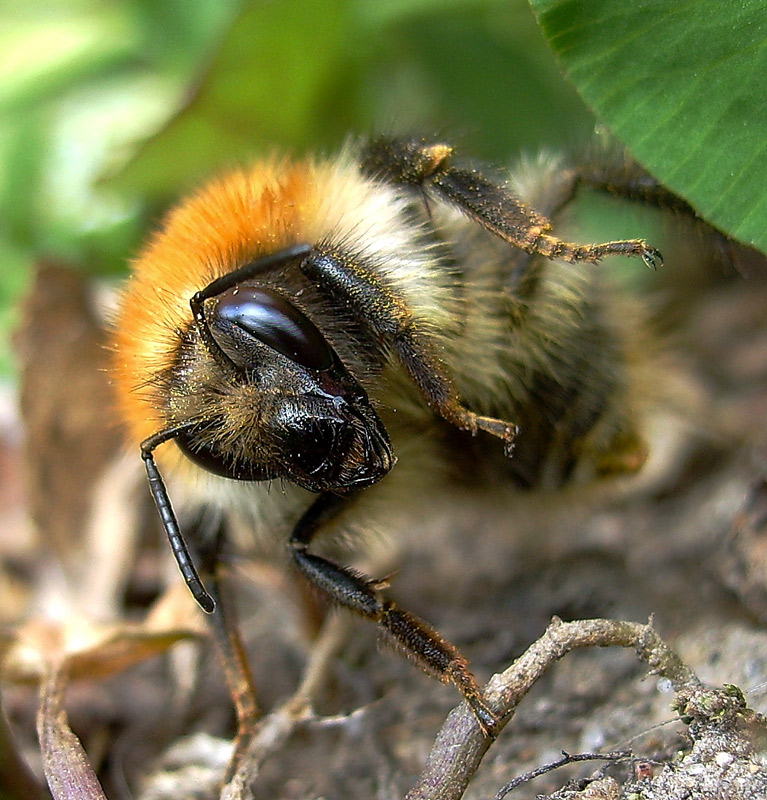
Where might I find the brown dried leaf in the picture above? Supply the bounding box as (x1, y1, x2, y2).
(2, 607, 201, 686)
(14, 262, 120, 566)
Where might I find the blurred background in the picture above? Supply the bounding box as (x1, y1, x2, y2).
(0, 0, 607, 378)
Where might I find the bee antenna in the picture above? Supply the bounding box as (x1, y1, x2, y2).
(140, 428, 216, 613)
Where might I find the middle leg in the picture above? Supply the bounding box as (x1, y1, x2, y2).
(288, 492, 500, 736)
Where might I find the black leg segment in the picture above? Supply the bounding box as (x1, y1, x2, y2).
(289, 493, 500, 736)
(360, 136, 662, 270)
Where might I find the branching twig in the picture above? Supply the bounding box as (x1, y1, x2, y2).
(494, 749, 633, 799)
(405, 617, 700, 800)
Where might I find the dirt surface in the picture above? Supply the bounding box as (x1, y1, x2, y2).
(2, 247, 767, 799)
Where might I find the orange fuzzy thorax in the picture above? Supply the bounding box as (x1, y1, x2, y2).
(111, 158, 330, 445)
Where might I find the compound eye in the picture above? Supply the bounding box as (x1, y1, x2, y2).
(212, 286, 334, 371)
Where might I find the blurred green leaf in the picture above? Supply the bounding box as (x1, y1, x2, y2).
(0, 0, 242, 375)
(529, 0, 767, 254)
(0, 241, 30, 375)
(370, 1, 594, 160)
(0, 9, 136, 112)
(112, 0, 596, 202)
(110, 0, 355, 196)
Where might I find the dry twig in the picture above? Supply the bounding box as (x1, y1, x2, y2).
(405, 617, 700, 800)
(219, 613, 352, 799)
(494, 750, 633, 799)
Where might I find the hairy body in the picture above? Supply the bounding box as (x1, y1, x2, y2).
(111, 136, 658, 732)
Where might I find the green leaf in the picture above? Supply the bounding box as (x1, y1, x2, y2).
(111, 0, 354, 198)
(0, 10, 136, 113)
(529, 0, 767, 254)
(367, 0, 595, 161)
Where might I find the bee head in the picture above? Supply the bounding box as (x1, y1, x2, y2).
(173, 281, 395, 493)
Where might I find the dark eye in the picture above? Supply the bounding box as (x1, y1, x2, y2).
(211, 286, 334, 371)
(175, 424, 271, 481)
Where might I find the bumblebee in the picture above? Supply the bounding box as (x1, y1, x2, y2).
(111, 136, 660, 735)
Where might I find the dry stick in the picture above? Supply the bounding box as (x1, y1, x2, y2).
(405, 617, 701, 800)
(495, 750, 633, 800)
(208, 566, 261, 786)
(220, 614, 352, 800)
(37, 666, 108, 800)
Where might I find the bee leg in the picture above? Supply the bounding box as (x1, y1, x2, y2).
(302, 252, 518, 455)
(426, 160, 662, 269)
(288, 492, 500, 737)
(206, 544, 261, 738)
(360, 137, 661, 269)
(550, 158, 698, 222)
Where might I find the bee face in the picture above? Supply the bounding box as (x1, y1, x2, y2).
(168, 279, 394, 493)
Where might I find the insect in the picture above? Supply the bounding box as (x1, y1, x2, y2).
(111, 135, 661, 735)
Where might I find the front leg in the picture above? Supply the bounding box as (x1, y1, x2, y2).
(289, 492, 500, 737)
(302, 252, 518, 455)
(359, 137, 662, 269)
